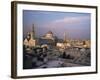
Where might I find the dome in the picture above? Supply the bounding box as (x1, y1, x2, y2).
(47, 31, 53, 34)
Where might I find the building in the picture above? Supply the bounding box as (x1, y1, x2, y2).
(56, 32, 71, 49)
(23, 24, 36, 48)
(41, 31, 55, 40)
(83, 40, 91, 48)
(39, 31, 57, 48)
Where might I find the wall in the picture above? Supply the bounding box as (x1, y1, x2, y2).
(0, 0, 99, 80)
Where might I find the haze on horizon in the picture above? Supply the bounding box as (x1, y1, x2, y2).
(23, 10, 91, 40)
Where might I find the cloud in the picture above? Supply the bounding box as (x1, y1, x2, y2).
(37, 15, 90, 39)
(52, 16, 90, 25)
(42, 16, 90, 32)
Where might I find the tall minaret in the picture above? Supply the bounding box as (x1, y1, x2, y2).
(64, 32, 67, 43)
(30, 24, 35, 40)
(32, 24, 35, 39)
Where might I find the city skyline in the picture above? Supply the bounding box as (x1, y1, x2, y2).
(23, 10, 91, 40)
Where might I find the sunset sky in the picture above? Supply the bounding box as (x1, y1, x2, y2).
(23, 10, 91, 40)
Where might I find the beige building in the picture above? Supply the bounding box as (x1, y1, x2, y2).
(23, 25, 36, 48)
(24, 37, 36, 47)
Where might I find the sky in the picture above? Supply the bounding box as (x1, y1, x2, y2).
(23, 10, 91, 40)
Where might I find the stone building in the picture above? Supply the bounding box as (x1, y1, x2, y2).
(23, 24, 36, 48)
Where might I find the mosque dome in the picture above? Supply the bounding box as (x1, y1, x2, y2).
(47, 31, 53, 34)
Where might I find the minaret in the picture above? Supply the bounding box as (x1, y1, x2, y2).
(64, 32, 67, 43)
(32, 24, 35, 39)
